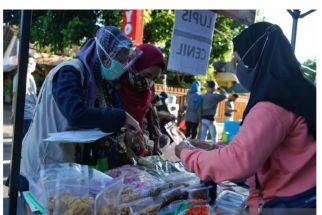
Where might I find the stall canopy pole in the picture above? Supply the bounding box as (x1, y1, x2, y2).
(287, 9, 316, 51)
(8, 10, 32, 215)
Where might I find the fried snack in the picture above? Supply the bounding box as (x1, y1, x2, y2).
(64, 198, 94, 215)
(119, 206, 132, 215)
(48, 194, 94, 215)
(96, 204, 117, 215)
(121, 192, 141, 203)
(121, 187, 132, 195)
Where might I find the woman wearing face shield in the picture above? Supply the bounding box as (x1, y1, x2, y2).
(118, 43, 166, 155)
(175, 22, 316, 214)
(19, 26, 144, 191)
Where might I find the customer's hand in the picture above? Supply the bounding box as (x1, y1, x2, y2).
(175, 141, 193, 158)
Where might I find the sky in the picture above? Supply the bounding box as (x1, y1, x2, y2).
(259, 9, 318, 64)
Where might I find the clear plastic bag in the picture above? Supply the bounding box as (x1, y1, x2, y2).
(39, 163, 91, 214)
(137, 156, 186, 176)
(157, 200, 212, 215)
(162, 172, 200, 188)
(48, 164, 92, 215)
(120, 182, 170, 204)
(106, 165, 162, 192)
(94, 179, 124, 215)
(184, 186, 212, 202)
(215, 190, 247, 215)
(88, 168, 114, 198)
(160, 142, 181, 162)
(160, 186, 189, 207)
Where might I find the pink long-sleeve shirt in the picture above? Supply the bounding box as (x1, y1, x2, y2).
(180, 101, 316, 214)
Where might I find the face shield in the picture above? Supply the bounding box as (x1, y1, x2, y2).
(95, 29, 142, 80)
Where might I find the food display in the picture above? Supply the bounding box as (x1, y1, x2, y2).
(106, 165, 162, 191)
(48, 194, 94, 215)
(25, 158, 249, 215)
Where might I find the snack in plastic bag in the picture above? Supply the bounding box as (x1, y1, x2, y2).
(185, 205, 211, 215)
(40, 163, 91, 215)
(51, 194, 94, 215)
(162, 172, 200, 188)
(138, 156, 186, 176)
(185, 186, 212, 202)
(120, 197, 162, 215)
(95, 179, 123, 215)
(106, 165, 162, 191)
(157, 200, 212, 215)
(160, 143, 181, 162)
(160, 186, 189, 207)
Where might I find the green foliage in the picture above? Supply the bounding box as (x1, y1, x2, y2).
(4, 10, 100, 53)
(4, 10, 245, 87)
(96, 10, 123, 28)
(143, 10, 175, 59)
(301, 58, 316, 83)
(211, 15, 246, 62)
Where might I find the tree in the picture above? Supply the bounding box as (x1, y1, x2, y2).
(301, 58, 316, 83)
(4, 10, 245, 87)
(4, 10, 101, 53)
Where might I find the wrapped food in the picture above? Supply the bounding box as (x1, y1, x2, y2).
(120, 183, 170, 203)
(185, 186, 212, 202)
(48, 194, 94, 215)
(217, 181, 249, 197)
(162, 172, 200, 188)
(41, 163, 91, 215)
(94, 179, 123, 215)
(135, 203, 161, 215)
(160, 186, 189, 207)
(119, 197, 162, 215)
(215, 190, 247, 215)
(185, 205, 211, 215)
(137, 156, 186, 176)
(106, 165, 162, 191)
(157, 200, 212, 215)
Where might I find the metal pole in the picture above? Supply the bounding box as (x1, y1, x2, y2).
(8, 10, 32, 215)
(287, 9, 300, 51)
(287, 9, 315, 51)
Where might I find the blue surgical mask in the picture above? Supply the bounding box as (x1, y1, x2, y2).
(236, 33, 269, 91)
(95, 37, 129, 81)
(100, 60, 126, 81)
(236, 60, 257, 91)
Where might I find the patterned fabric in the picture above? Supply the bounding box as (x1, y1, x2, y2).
(81, 73, 134, 170)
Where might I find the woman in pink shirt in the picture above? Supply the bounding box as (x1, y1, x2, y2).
(175, 22, 316, 214)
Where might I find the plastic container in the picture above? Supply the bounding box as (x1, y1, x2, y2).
(215, 190, 246, 215)
(186, 186, 212, 202)
(161, 186, 188, 207)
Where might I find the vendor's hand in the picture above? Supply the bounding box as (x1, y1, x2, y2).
(169, 114, 176, 121)
(175, 141, 192, 159)
(124, 129, 145, 153)
(153, 140, 161, 155)
(125, 112, 142, 133)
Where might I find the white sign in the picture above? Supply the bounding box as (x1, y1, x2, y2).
(168, 10, 217, 75)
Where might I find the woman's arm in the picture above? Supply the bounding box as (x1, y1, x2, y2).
(52, 66, 126, 133)
(179, 102, 292, 182)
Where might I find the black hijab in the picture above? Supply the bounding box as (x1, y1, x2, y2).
(233, 22, 316, 138)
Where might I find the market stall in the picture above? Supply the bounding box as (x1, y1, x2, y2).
(22, 123, 249, 215)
